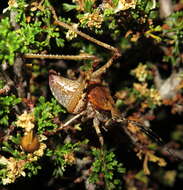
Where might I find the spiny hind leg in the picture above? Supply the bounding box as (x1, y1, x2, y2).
(49, 5, 121, 75)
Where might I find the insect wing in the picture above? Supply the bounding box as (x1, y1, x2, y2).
(49, 74, 84, 113)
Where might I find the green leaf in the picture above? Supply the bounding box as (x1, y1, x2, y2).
(63, 3, 78, 12)
(34, 96, 65, 133)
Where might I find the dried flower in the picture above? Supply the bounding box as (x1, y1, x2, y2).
(27, 136, 47, 161)
(30, 1, 45, 12)
(133, 83, 162, 106)
(66, 24, 78, 40)
(79, 10, 103, 29)
(0, 135, 47, 185)
(3, 0, 28, 13)
(0, 156, 9, 165)
(0, 156, 26, 185)
(39, 134, 48, 141)
(149, 88, 162, 106)
(15, 111, 35, 132)
(137, 150, 166, 175)
(133, 82, 149, 96)
(132, 63, 150, 82)
(34, 143, 47, 157)
(8, 0, 18, 7)
(64, 153, 76, 164)
(114, 0, 137, 13)
(3, 0, 18, 13)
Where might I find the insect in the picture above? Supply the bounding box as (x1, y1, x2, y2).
(24, 5, 175, 160)
(48, 60, 166, 150)
(48, 54, 121, 146)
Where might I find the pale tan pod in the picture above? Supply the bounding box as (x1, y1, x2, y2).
(49, 74, 85, 113)
(21, 130, 40, 153)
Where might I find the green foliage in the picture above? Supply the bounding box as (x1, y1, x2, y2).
(1, 137, 21, 158)
(0, 80, 5, 89)
(0, 0, 64, 65)
(0, 165, 8, 185)
(63, 3, 78, 12)
(112, 0, 119, 7)
(46, 140, 88, 177)
(89, 148, 126, 189)
(0, 95, 21, 126)
(135, 170, 149, 184)
(0, 18, 26, 65)
(34, 96, 65, 134)
(80, 61, 93, 71)
(162, 11, 183, 66)
(18, 21, 49, 51)
(24, 162, 42, 178)
(177, 162, 183, 179)
(171, 127, 183, 143)
(83, 0, 95, 12)
(136, 0, 156, 13)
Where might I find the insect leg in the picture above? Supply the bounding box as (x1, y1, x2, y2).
(24, 53, 99, 61)
(44, 111, 87, 136)
(93, 118, 104, 146)
(91, 52, 120, 78)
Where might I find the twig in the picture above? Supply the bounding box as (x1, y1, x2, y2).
(0, 72, 14, 94)
(49, 6, 119, 53)
(24, 53, 99, 61)
(13, 56, 27, 98)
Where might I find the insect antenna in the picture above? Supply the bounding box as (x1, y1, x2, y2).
(115, 117, 177, 159)
(126, 119, 178, 160)
(128, 120, 164, 146)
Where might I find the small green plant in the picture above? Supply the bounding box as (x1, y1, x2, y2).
(47, 140, 88, 178)
(0, 95, 21, 125)
(89, 148, 126, 189)
(0, 80, 5, 89)
(34, 96, 65, 134)
(0, 18, 26, 65)
(162, 11, 183, 66)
